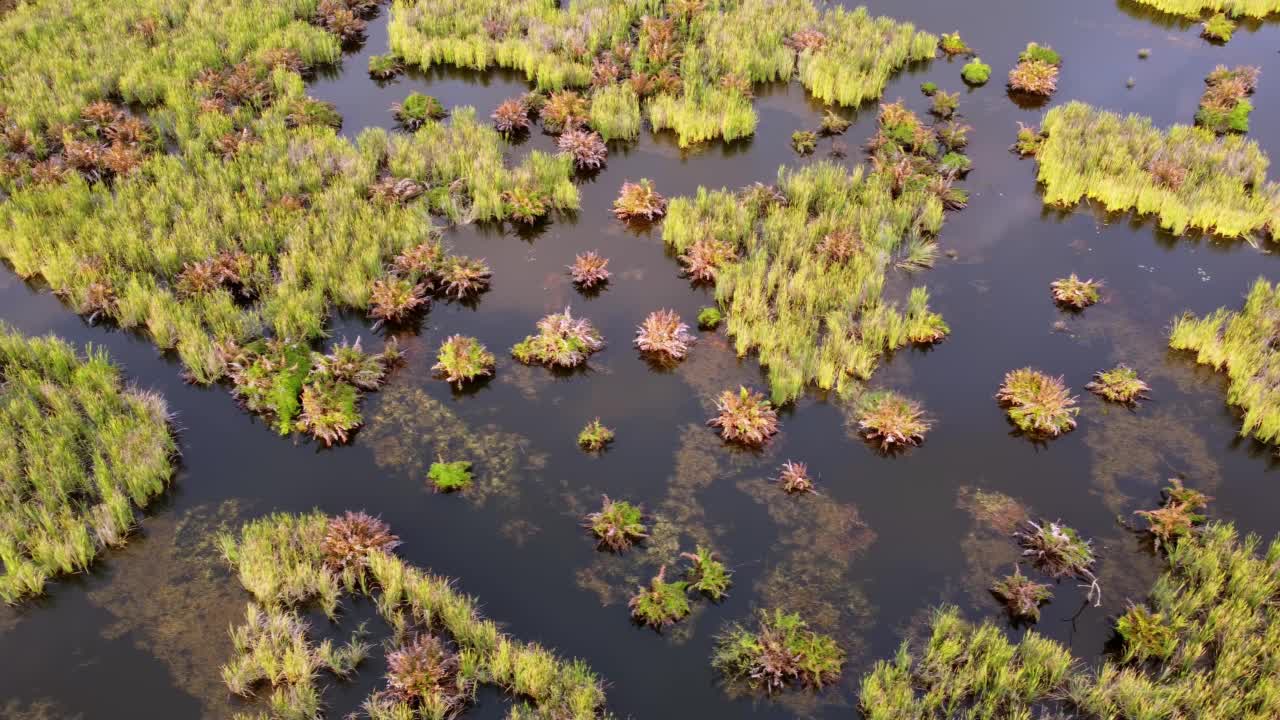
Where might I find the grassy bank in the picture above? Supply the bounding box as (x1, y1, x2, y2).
(1128, 0, 1280, 18)
(1032, 101, 1280, 238)
(219, 511, 612, 719)
(0, 0, 577, 443)
(0, 325, 176, 603)
(388, 0, 935, 147)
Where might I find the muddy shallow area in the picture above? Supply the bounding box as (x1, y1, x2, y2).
(2, 1, 1279, 718)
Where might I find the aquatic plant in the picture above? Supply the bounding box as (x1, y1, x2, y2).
(1202, 12, 1236, 42)
(629, 566, 691, 628)
(219, 512, 610, 718)
(368, 53, 403, 79)
(1012, 122, 1044, 156)
(777, 460, 815, 494)
(1008, 54, 1060, 96)
(997, 368, 1079, 437)
(541, 90, 589, 133)
(577, 418, 615, 452)
(1196, 65, 1258, 134)
(612, 179, 667, 222)
(569, 251, 611, 289)
(1050, 274, 1102, 309)
(432, 335, 495, 387)
(1136, 478, 1210, 549)
(961, 58, 991, 85)
(369, 278, 429, 324)
(791, 130, 818, 155)
(585, 496, 647, 552)
(0, 327, 175, 603)
(1033, 101, 1280, 238)
(393, 91, 447, 129)
(678, 237, 737, 283)
(856, 391, 931, 451)
(588, 85, 641, 142)
(1126, 0, 1278, 17)
(439, 256, 492, 299)
(298, 377, 361, 446)
(991, 566, 1053, 622)
(1086, 365, 1150, 404)
(511, 308, 605, 369)
(1017, 520, 1101, 604)
(920, 81, 938, 96)
(321, 511, 401, 578)
(682, 546, 732, 600)
(713, 609, 844, 692)
(708, 387, 779, 446)
(492, 97, 531, 135)
(558, 128, 608, 170)
(939, 31, 970, 55)
(1169, 278, 1280, 446)
(820, 110, 850, 135)
(930, 90, 959, 118)
(697, 306, 723, 329)
(428, 460, 474, 492)
(635, 309, 695, 361)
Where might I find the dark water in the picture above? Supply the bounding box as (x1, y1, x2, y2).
(2, 2, 1279, 718)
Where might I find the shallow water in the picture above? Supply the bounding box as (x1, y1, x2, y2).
(2, 1, 1279, 718)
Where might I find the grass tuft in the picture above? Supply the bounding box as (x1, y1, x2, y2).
(577, 418, 615, 452)
(713, 609, 844, 693)
(708, 386, 779, 446)
(429, 460, 473, 492)
(996, 368, 1079, 437)
(1086, 365, 1150, 404)
(584, 496, 646, 552)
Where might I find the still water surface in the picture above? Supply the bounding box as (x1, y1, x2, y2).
(2, 1, 1279, 717)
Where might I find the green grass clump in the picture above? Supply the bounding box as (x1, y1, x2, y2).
(1196, 65, 1259, 134)
(1032, 101, 1280, 238)
(511, 308, 605, 369)
(368, 53, 403, 79)
(939, 31, 970, 55)
(961, 58, 991, 85)
(791, 130, 818, 154)
(996, 368, 1079, 437)
(218, 512, 611, 719)
(628, 566, 690, 628)
(389, 0, 933, 146)
(432, 335, 495, 387)
(991, 567, 1053, 621)
(1128, 0, 1278, 17)
(577, 418, 615, 452)
(920, 81, 939, 96)
(1019, 42, 1061, 66)
(392, 91, 447, 129)
(1169, 277, 1280, 446)
(697, 306, 723, 329)
(584, 496, 646, 552)
(664, 101, 961, 403)
(1202, 12, 1237, 41)
(1086, 365, 1150, 404)
(1012, 122, 1044, 156)
(713, 609, 844, 692)
(0, 326, 176, 604)
(681, 546, 732, 600)
(428, 460, 474, 492)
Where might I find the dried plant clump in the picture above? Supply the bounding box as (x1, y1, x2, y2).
(1050, 274, 1102, 309)
(1146, 153, 1188, 190)
(491, 97, 531, 135)
(322, 511, 401, 575)
(857, 391, 931, 451)
(777, 460, 814, 494)
(1016, 520, 1100, 604)
(393, 92, 446, 130)
(786, 28, 827, 52)
(312, 337, 389, 390)
(1136, 478, 1210, 549)
(584, 496, 647, 551)
(682, 546, 732, 600)
(708, 387, 779, 446)
(678, 236, 736, 283)
(1086, 365, 1150, 404)
(577, 418, 615, 452)
(1008, 59, 1060, 96)
(369, 176, 425, 205)
(432, 335, 495, 387)
(816, 228, 861, 265)
(316, 0, 368, 42)
(991, 566, 1053, 621)
(557, 128, 608, 169)
(791, 130, 818, 155)
(635, 309, 695, 361)
(612, 179, 667, 222)
(511, 308, 605, 369)
(1196, 65, 1259, 134)
(997, 368, 1079, 437)
(820, 110, 851, 135)
(428, 460, 473, 492)
(380, 634, 471, 712)
(930, 90, 959, 119)
(713, 609, 844, 693)
(541, 90, 589, 133)
(297, 377, 361, 446)
(439, 256, 491, 299)
(569, 251, 611, 289)
(629, 566, 691, 628)
(368, 277, 428, 324)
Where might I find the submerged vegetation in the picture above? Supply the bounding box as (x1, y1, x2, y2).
(388, 0, 935, 147)
(1197, 65, 1258, 134)
(1032, 101, 1280, 238)
(713, 609, 844, 693)
(664, 101, 961, 402)
(1169, 277, 1280, 447)
(218, 512, 611, 719)
(0, 327, 175, 603)
(997, 368, 1080, 437)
